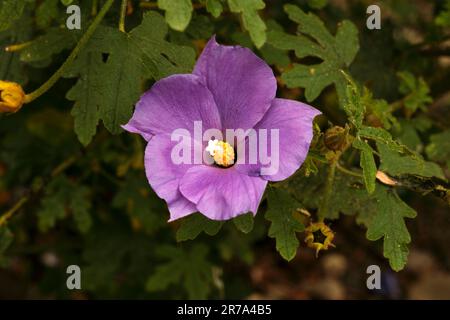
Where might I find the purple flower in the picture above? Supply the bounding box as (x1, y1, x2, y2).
(123, 36, 321, 221)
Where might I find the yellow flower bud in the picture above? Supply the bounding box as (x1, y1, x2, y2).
(305, 221, 335, 257)
(0, 81, 26, 113)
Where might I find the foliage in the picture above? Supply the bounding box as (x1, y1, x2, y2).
(0, 0, 449, 299)
(0, 0, 26, 32)
(146, 244, 214, 299)
(65, 12, 195, 145)
(267, 4, 359, 105)
(265, 188, 304, 261)
(366, 187, 416, 271)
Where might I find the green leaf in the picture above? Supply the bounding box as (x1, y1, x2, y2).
(0, 13, 31, 83)
(342, 74, 365, 129)
(260, 43, 290, 67)
(95, 31, 143, 135)
(65, 50, 103, 146)
(265, 188, 304, 261)
(176, 213, 223, 241)
(19, 27, 79, 64)
(288, 170, 420, 271)
(227, 0, 267, 48)
(307, 0, 327, 10)
(0, 226, 13, 256)
(37, 177, 69, 232)
(397, 71, 432, 113)
(146, 246, 184, 292)
(183, 14, 214, 40)
(426, 129, 450, 169)
(233, 213, 254, 233)
(342, 78, 398, 131)
(377, 141, 445, 179)
(61, 0, 74, 5)
(36, 0, 60, 29)
(268, 4, 359, 105)
(394, 119, 423, 151)
(359, 126, 405, 153)
(70, 186, 92, 234)
(82, 226, 154, 294)
(37, 176, 93, 233)
(259, 20, 290, 67)
(0, 0, 26, 32)
(353, 139, 377, 194)
(288, 169, 375, 226)
(361, 88, 398, 130)
(146, 244, 213, 299)
(65, 12, 195, 144)
(158, 0, 193, 32)
(366, 188, 416, 271)
(206, 0, 223, 18)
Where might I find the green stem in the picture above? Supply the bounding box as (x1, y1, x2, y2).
(0, 196, 28, 227)
(24, 0, 115, 104)
(119, 0, 127, 32)
(51, 156, 78, 177)
(92, 0, 99, 16)
(336, 162, 363, 178)
(319, 160, 337, 220)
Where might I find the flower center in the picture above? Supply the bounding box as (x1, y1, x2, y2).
(206, 139, 235, 167)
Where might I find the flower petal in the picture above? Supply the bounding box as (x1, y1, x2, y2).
(193, 36, 277, 131)
(179, 166, 267, 220)
(237, 98, 321, 181)
(123, 74, 222, 139)
(144, 134, 198, 221)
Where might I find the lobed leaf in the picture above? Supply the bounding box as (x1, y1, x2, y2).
(268, 4, 359, 105)
(158, 0, 193, 32)
(65, 12, 195, 145)
(233, 213, 254, 234)
(377, 141, 445, 179)
(265, 188, 304, 261)
(176, 213, 223, 241)
(353, 139, 377, 194)
(205, 0, 223, 18)
(366, 188, 416, 271)
(227, 0, 267, 48)
(426, 130, 450, 169)
(146, 244, 213, 299)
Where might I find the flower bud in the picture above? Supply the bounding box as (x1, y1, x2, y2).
(324, 125, 350, 151)
(0, 81, 26, 113)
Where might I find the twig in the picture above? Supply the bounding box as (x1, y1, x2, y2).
(0, 197, 28, 227)
(0, 155, 80, 227)
(119, 0, 128, 32)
